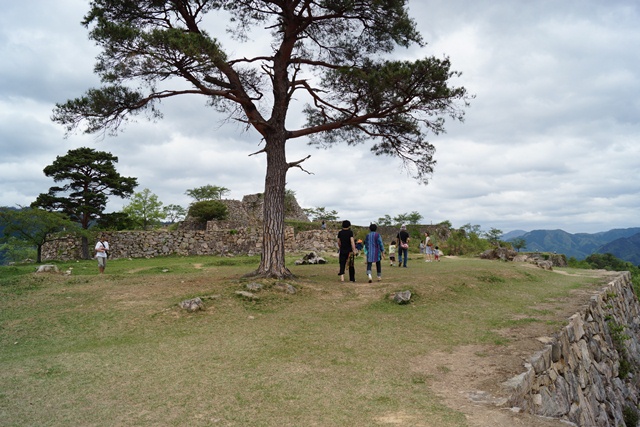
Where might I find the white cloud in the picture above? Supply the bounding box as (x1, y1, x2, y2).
(1, 0, 639, 234)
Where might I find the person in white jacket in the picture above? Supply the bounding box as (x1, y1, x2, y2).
(95, 236, 110, 274)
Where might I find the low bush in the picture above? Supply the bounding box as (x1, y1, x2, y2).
(188, 200, 228, 223)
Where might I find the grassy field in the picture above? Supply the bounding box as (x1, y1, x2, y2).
(0, 254, 610, 426)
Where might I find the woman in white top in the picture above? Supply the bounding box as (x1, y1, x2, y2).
(424, 232, 433, 262)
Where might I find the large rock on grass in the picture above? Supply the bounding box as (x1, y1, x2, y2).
(392, 290, 412, 304)
(35, 265, 60, 274)
(179, 297, 204, 312)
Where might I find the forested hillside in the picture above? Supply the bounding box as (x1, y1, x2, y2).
(599, 234, 640, 266)
(506, 227, 640, 263)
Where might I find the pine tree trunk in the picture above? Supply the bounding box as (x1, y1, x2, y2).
(81, 235, 90, 260)
(253, 136, 293, 279)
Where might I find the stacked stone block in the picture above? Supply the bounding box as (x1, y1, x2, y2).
(42, 227, 336, 261)
(504, 272, 640, 426)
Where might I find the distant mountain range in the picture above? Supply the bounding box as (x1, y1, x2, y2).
(503, 227, 640, 264)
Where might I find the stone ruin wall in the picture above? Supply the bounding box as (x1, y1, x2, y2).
(40, 221, 453, 262)
(41, 227, 337, 261)
(176, 193, 309, 231)
(40, 192, 319, 260)
(218, 193, 309, 224)
(504, 271, 640, 426)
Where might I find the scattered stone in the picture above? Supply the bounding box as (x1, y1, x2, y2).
(179, 297, 204, 312)
(235, 290, 259, 300)
(536, 260, 553, 270)
(246, 282, 263, 291)
(35, 265, 60, 274)
(512, 253, 567, 267)
(467, 390, 508, 406)
(480, 248, 518, 261)
(274, 283, 297, 294)
(392, 290, 412, 304)
(294, 251, 326, 265)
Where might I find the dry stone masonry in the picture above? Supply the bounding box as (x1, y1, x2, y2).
(503, 272, 640, 426)
(41, 193, 326, 260)
(41, 227, 337, 261)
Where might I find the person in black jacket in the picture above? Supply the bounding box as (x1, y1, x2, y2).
(396, 225, 410, 268)
(337, 220, 357, 282)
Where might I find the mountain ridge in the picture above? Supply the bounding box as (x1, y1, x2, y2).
(504, 227, 640, 263)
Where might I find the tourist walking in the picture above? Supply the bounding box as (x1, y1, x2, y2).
(364, 224, 385, 282)
(95, 235, 110, 274)
(337, 220, 357, 282)
(396, 225, 410, 267)
(424, 231, 433, 262)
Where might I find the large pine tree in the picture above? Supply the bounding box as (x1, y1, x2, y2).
(33, 147, 138, 258)
(53, 0, 470, 277)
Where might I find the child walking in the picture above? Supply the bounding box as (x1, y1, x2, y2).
(388, 240, 397, 267)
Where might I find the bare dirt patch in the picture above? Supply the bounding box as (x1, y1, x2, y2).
(410, 268, 619, 427)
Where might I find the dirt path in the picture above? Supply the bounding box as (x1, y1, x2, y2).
(424, 345, 572, 426)
(423, 267, 619, 427)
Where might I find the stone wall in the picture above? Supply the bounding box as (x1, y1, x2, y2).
(41, 191, 319, 261)
(177, 193, 309, 232)
(40, 223, 450, 261)
(41, 227, 336, 261)
(503, 271, 640, 426)
(220, 198, 260, 223)
(218, 193, 309, 224)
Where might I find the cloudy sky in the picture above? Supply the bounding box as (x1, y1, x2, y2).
(1, 0, 638, 234)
